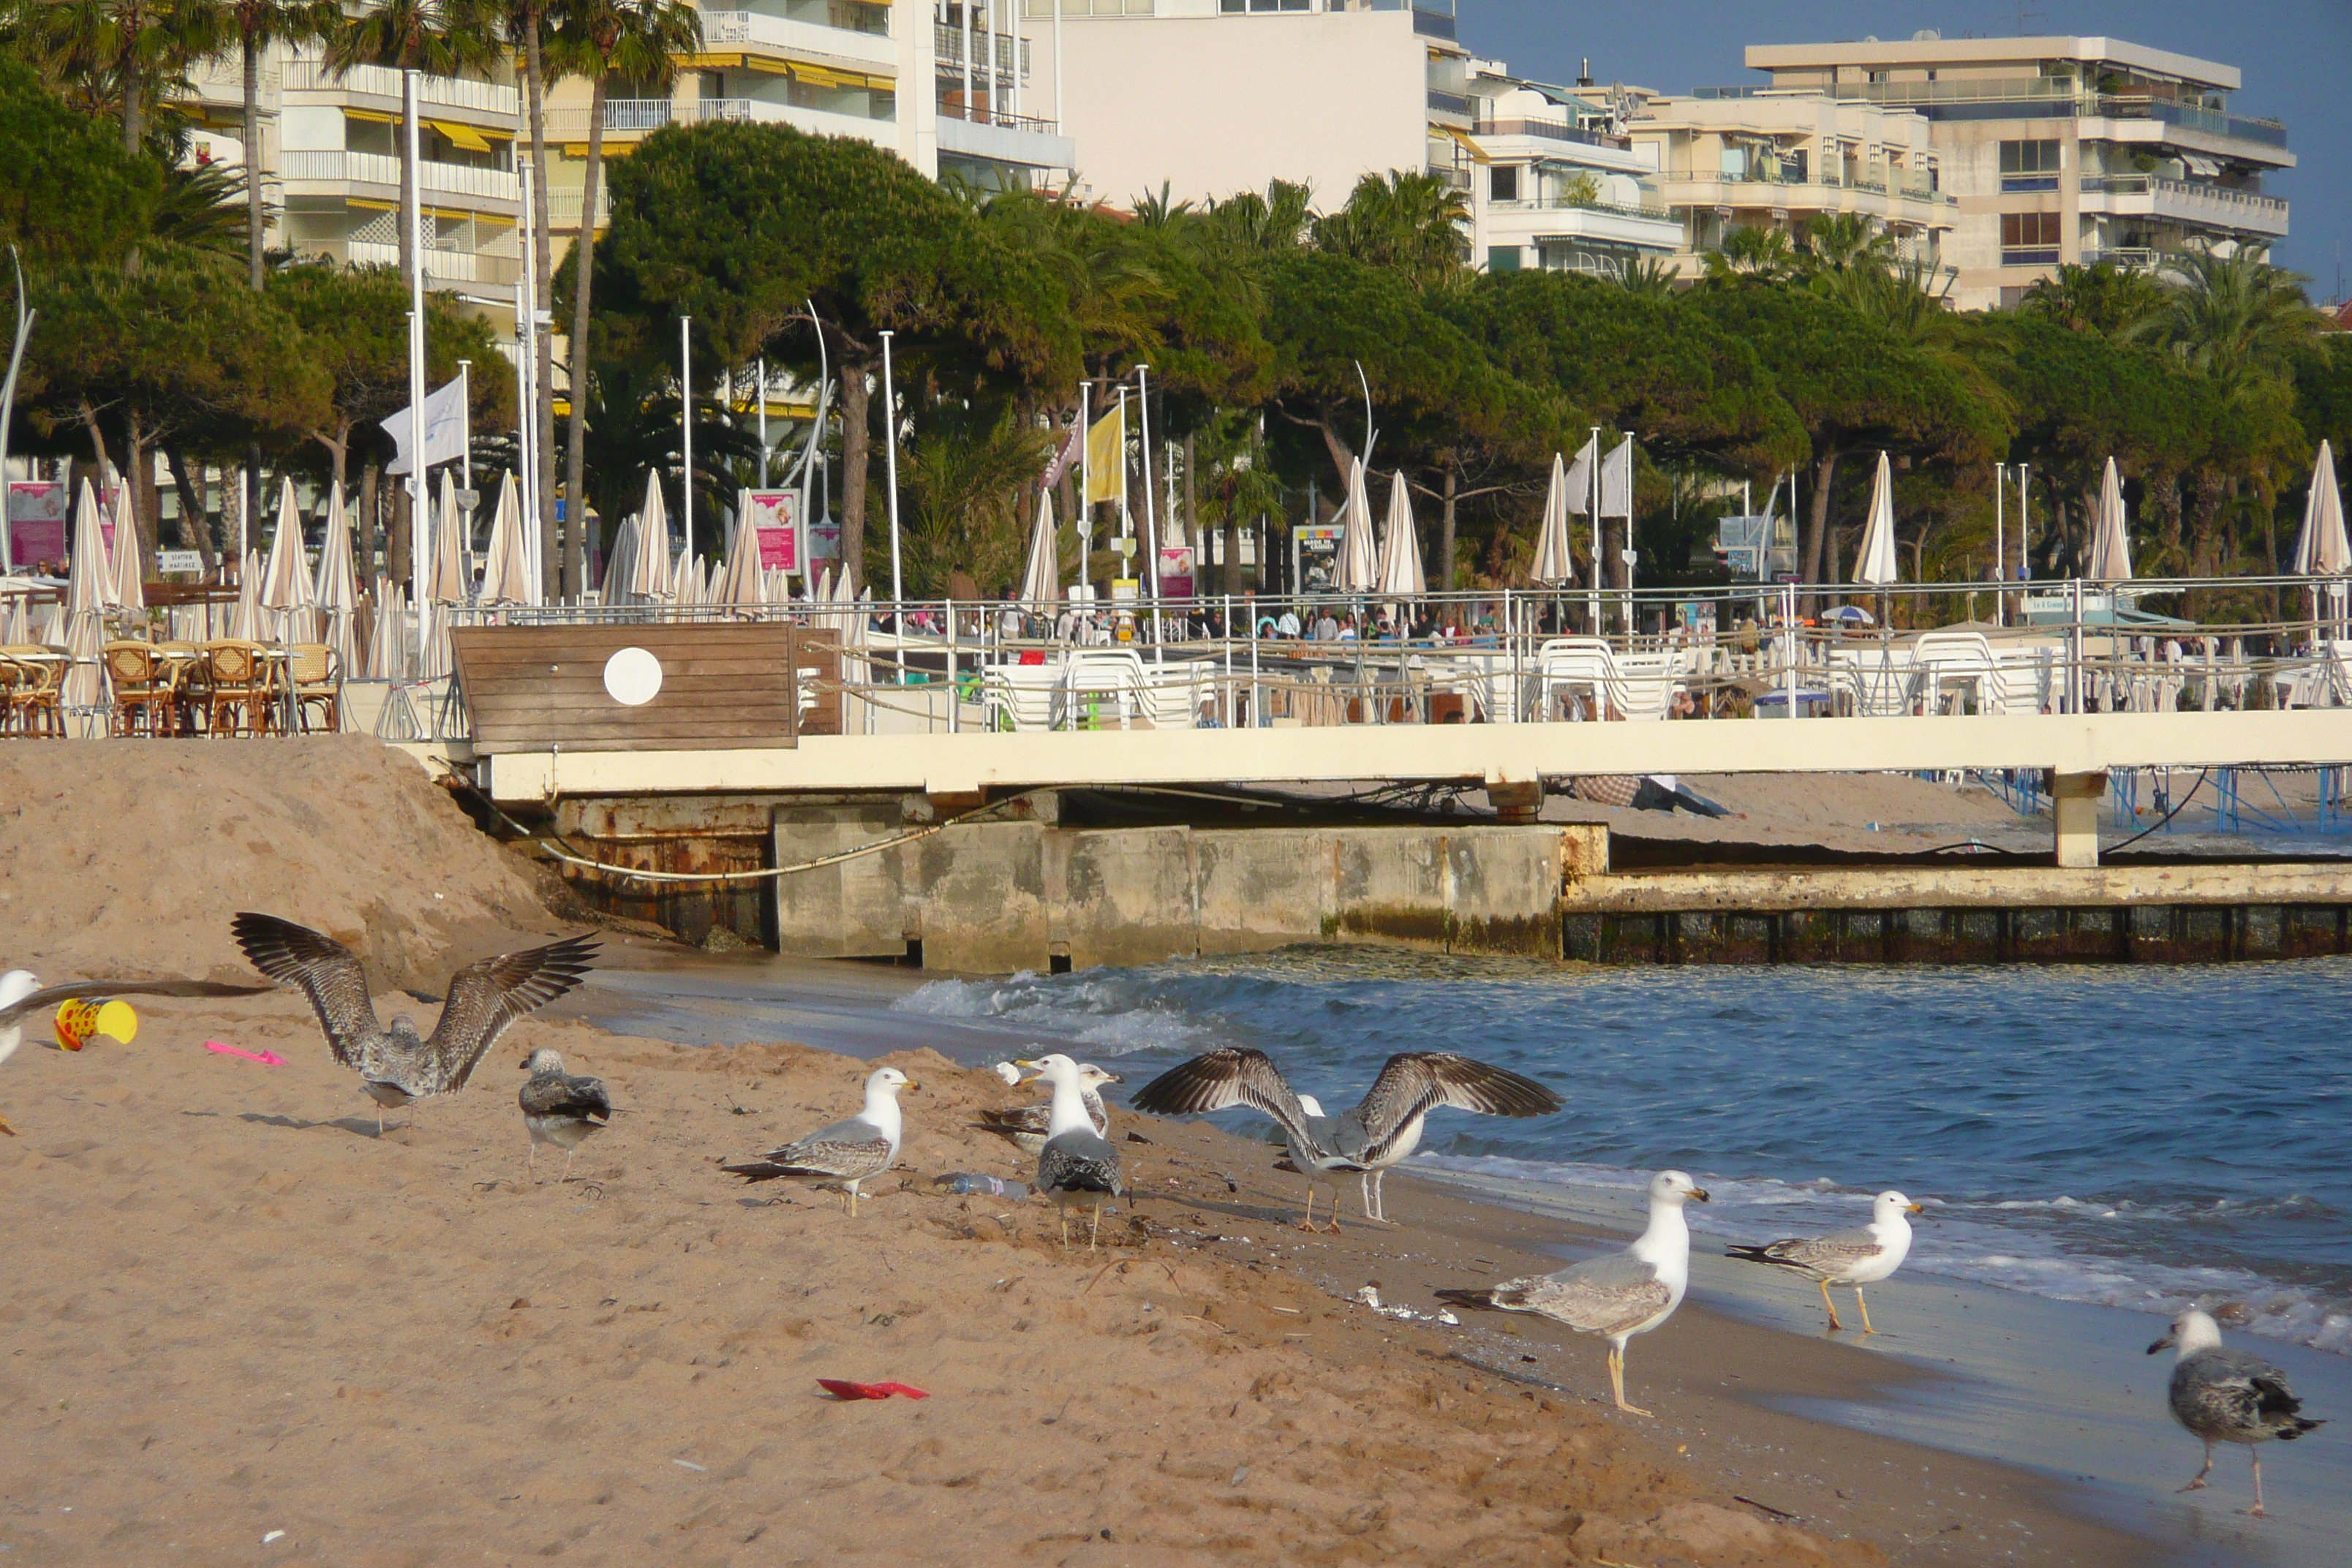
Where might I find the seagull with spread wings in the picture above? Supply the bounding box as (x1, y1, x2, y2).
(231, 913, 598, 1134)
(1131, 1047, 1561, 1229)
(0, 968, 276, 1135)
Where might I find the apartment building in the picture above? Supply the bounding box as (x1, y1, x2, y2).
(1621, 88, 1955, 282)
(1741, 33, 2292, 310)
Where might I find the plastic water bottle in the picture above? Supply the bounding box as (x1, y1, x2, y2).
(935, 1172, 1028, 1199)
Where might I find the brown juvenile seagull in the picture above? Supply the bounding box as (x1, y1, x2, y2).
(519, 1047, 614, 1183)
(0, 968, 276, 1135)
(232, 913, 598, 1133)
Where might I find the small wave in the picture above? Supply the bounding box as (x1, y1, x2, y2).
(890, 972, 1219, 1058)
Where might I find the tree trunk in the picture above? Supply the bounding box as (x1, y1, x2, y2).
(524, 10, 559, 599)
(244, 35, 265, 290)
(164, 447, 216, 570)
(1438, 464, 1458, 595)
(121, 73, 143, 154)
(1803, 446, 1839, 592)
(124, 418, 158, 584)
(840, 360, 871, 589)
(358, 461, 381, 581)
(1316, 414, 1356, 487)
(78, 402, 113, 490)
(561, 75, 608, 600)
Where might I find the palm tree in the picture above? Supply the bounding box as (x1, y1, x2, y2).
(1312, 170, 1469, 290)
(219, 0, 338, 288)
(325, 0, 498, 282)
(1701, 223, 1797, 284)
(10, 0, 225, 152)
(489, 0, 559, 594)
(2018, 260, 2166, 339)
(1800, 212, 1895, 278)
(1618, 255, 1679, 298)
(2133, 244, 2323, 396)
(546, 0, 701, 597)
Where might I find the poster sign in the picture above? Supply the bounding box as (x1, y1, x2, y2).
(745, 489, 800, 573)
(7, 480, 67, 567)
(1292, 524, 1341, 596)
(1156, 545, 1195, 601)
(807, 510, 841, 562)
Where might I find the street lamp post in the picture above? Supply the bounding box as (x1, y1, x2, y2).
(879, 329, 905, 655)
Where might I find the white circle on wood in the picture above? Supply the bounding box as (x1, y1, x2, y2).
(603, 647, 663, 706)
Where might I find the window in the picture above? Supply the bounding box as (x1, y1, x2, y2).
(1999, 137, 2062, 191)
(2000, 211, 2062, 265)
(1999, 285, 2031, 309)
(1488, 164, 1518, 202)
(1488, 246, 1522, 273)
(1219, 0, 1308, 12)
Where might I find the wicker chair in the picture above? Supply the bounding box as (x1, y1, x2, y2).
(0, 647, 65, 736)
(157, 641, 206, 734)
(287, 643, 342, 733)
(203, 640, 274, 736)
(103, 641, 176, 736)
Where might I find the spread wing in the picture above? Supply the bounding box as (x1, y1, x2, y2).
(725, 1115, 892, 1183)
(232, 913, 382, 1068)
(423, 935, 598, 1093)
(0, 979, 274, 1028)
(1039, 1127, 1124, 1198)
(1131, 1047, 1318, 1150)
(1353, 1052, 1562, 1163)
(1489, 1251, 1671, 1338)
(520, 1071, 611, 1124)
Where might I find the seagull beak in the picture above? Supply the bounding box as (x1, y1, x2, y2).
(902, 1079, 921, 1093)
(1690, 1188, 1711, 1202)
(1907, 1203, 1924, 1214)
(2146, 1334, 2174, 1354)
(1014, 1058, 1039, 1071)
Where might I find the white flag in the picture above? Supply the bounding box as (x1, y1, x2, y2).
(1561, 433, 1597, 515)
(1599, 434, 1635, 519)
(382, 377, 469, 476)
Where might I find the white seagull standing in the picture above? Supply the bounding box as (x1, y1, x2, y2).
(1019, 1052, 1127, 1251)
(722, 1066, 917, 1216)
(1437, 1170, 1710, 1416)
(2148, 1307, 2324, 1518)
(976, 1061, 1121, 1156)
(1727, 1190, 1922, 1333)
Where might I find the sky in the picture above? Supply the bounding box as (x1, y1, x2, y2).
(1455, 0, 2351, 300)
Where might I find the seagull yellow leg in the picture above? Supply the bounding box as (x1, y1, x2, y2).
(1854, 1287, 1875, 1335)
(1058, 1209, 1071, 1247)
(1088, 1199, 1103, 1253)
(1297, 1180, 1319, 1233)
(527, 1142, 538, 1184)
(2179, 1441, 2213, 1493)
(560, 1148, 578, 1184)
(1613, 1346, 1653, 1418)
(848, 1186, 860, 1219)
(1819, 1277, 1844, 1331)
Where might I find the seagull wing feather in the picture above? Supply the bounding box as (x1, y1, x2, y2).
(1352, 1052, 1562, 1163)
(1131, 1048, 1319, 1150)
(423, 935, 598, 1093)
(230, 913, 382, 1068)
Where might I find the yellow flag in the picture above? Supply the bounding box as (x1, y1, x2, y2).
(1083, 403, 1125, 505)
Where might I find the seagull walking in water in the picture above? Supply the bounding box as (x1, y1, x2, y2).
(0, 968, 274, 1135)
(519, 1048, 614, 1183)
(976, 1062, 1120, 1156)
(1437, 1170, 1709, 1416)
(1019, 1053, 1126, 1251)
(232, 914, 598, 1134)
(1131, 1047, 1560, 1229)
(1727, 1190, 1922, 1333)
(2149, 1308, 2324, 1518)
(722, 1066, 916, 1216)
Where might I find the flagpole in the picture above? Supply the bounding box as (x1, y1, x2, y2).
(1077, 380, 1090, 603)
(679, 315, 693, 570)
(1585, 425, 1599, 635)
(1137, 363, 1162, 653)
(405, 69, 429, 673)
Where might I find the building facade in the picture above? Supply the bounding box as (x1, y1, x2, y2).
(1741, 34, 2291, 310)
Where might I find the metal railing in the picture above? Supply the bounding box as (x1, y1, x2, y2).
(281, 57, 521, 116)
(434, 576, 2352, 740)
(1663, 164, 1948, 204)
(301, 237, 523, 287)
(932, 23, 1028, 74)
(1492, 191, 1671, 220)
(934, 98, 1057, 135)
(283, 148, 520, 203)
(1688, 80, 2288, 150)
(2078, 173, 2289, 225)
(1474, 117, 1632, 151)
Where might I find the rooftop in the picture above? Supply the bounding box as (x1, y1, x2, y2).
(1745, 34, 2241, 93)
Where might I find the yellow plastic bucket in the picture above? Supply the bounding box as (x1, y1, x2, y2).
(55, 999, 139, 1052)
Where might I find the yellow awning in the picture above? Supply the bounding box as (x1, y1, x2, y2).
(344, 106, 398, 125)
(431, 119, 494, 153)
(1435, 123, 1490, 165)
(344, 197, 510, 225)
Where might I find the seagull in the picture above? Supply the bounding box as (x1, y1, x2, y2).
(2148, 1307, 2325, 1518)
(1727, 1190, 1922, 1333)
(518, 1047, 614, 1183)
(231, 913, 598, 1134)
(1018, 1053, 1126, 1251)
(1131, 1047, 1562, 1229)
(1436, 1170, 1710, 1417)
(722, 1066, 916, 1216)
(976, 1062, 1121, 1156)
(0, 968, 277, 1135)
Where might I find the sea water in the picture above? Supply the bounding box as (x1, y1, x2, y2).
(895, 949, 2352, 1358)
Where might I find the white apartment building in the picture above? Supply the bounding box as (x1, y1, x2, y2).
(1621, 88, 1956, 282)
(1445, 63, 1681, 279)
(1741, 33, 2292, 310)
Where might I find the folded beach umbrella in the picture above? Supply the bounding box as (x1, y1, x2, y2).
(1019, 489, 1060, 611)
(2291, 440, 2348, 577)
(600, 514, 639, 603)
(229, 549, 263, 642)
(1852, 452, 1901, 588)
(1375, 470, 1427, 602)
(367, 578, 410, 680)
(1335, 458, 1378, 595)
(627, 473, 674, 603)
(476, 472, 532, 606)
(2086, 456, 2133, 585)
(1531, 452, 1575, 587)
(0, 588, 26, 644)
(313, 488, 361, 675)
(107, 484, 146, 613)
(715, 503, 768, 610)
(61, 481, 118, 711)
(425, 479, 470, 606)
(260, 477, 318, 642)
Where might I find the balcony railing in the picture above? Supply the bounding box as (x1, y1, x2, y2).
(1663, 165, 1949, 205)
(543, 98, 679, 137)
(1427, 89, 1471, 117)
(2001, 247, 2062, 267)
(935, 98, 1058, 136)
(283, 148, 520, 203)
(704, 7, 895, 59)
(694, 96, 898, 129)
(932, 23, 1029, 76)
(2080, 246, 2157, 271)
(1474, 118, 1630, 151)
(2078, 173, 2289, 225)
(1494, 192, 1670, 220)
(327, 238, 523, 288)
(282, 57, 521, 117)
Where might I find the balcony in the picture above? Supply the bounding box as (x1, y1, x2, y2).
(1474, 118, 1630, 152)
(1494, 191, 1669, 220)
(702, 8, 897, 71)
(282, 57, 521, 118)
(935, 99, 1072, 168)
(2078, 173, 2289, 237)
(690, 96, 898, 141)
(1427, 90, 1471, 118)
(298, 237, 523, 289)
(1807, 78, 2289, 154)
(1661, 164, 1951, 211)
(283, 148, 520, 205)
(543, 98, 679, 138)
(932, 24, 1030, 78)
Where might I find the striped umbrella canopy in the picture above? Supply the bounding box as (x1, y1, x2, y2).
(1334, 458, 1379, 595)
(260, 477, 319, 641)
(1373, 470, 1426, 603)
(366, 577, 410, 679)
(425, 478, 470, 604)
(600, 515, 638, 603)
(1530, 451, 1575, 586)
(230, 549, 263, 642)
(107, 484, 146, 612)
(62, 481, 118, 710)
(624, 472, 674, 602)
(2292, 439, 2348, 576)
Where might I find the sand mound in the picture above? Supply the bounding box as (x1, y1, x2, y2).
(0, 737, 566, 989)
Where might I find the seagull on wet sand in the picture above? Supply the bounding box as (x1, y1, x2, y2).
(519, 1047, 614, 1183)
(2149, 1308, 2324, 1518)
(976, 1062, 1121, 1157)
(0, 968, 276, 1135)
(722, 1066, 916, 1216)
(232, 914, 598, 1134)
(1436, 1170, 1709, 1417)
(1727, 1190, 1922, 1333)
(1019, 1053, 1127, 1251)
(1131, 1047, 1561, 1229)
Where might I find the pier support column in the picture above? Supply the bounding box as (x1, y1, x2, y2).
(1488, 778, 1546, 826)
(2051, 770, 2106, 868)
